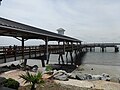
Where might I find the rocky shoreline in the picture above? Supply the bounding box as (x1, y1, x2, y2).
(0, 61, 120, 90)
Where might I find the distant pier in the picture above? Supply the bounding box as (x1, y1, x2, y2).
(82, 43, 120, 52)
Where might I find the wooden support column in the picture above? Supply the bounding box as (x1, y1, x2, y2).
(35, 46, 37, 58)
(41, 37, 49, 67)
(101, 47, 105, 52)
(90, 47, 92, 52)
(63, 40, 65, 54)
(29, 46, 31, 58)
(115, 46, 119, 52)
(75, 50, 77, 57)
(58, 54, 61, 64)
(46, 53, 50, 64)
(14, 45, 17, 61)
(71, 42, 73, 51)
(66, 52, 68, 64)
(71, 42, 74, 65)
(39, 46, 41, 56)
(22, 37, 25, 60)
(70, 52, 73, 65)
(58, 54, 64, 64)
(3, 47, 6, 63)
(45, 37, 48, 62)
(79, 42, 82, 52)
(74, 50, 78, 65)
(60, 54, 64, 64)
(77, 42, 78, 51)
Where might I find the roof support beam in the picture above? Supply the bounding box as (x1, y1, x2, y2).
(14, 37, 28, 41)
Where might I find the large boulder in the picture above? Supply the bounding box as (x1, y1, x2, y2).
(53, 70, 69, 81)
(76, 73, 87, 80)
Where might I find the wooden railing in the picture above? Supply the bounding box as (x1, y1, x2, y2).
(0, 44, 81, 63)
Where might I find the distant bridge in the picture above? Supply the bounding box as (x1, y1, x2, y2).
(82, 43, 120, 52)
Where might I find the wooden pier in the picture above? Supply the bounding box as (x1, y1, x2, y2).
(82, 43, 120, 52)
(0, 17, 82, 67)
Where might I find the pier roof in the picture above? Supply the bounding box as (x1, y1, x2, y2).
(0, 17, 81, 42)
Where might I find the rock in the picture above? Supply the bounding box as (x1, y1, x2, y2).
(9, 64, 16, 69)
(102, 73, 110, 77)
(68, 73, 76, 79)
(32, 65, 38, 72)
(2, 65, 9, 68)
(76, 73, 86, 80)
(53, 70, 69, 81)
(92, 75, 102, 80)
(23, 65, 32, 71)
(101, 77, 111, 81)
(85, 74, 92, 80)
(16, 64, 21, 69)
(101, 73, 110, 81)
(75, 73, 93, 80)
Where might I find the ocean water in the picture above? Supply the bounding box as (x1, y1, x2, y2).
(81, 47, 120, 66)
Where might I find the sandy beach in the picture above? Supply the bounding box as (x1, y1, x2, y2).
(73, 64, 120, 78)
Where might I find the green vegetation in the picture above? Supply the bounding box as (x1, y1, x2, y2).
(19, 72, 44, 90)
(45, 65, 52, 71)
(2, 78, 20, 89)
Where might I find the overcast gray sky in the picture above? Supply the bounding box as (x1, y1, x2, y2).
(0, 0, 120, 45)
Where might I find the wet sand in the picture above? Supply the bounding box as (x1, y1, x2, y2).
(73, 64, 120, 78)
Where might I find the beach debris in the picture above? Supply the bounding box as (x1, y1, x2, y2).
(53, 70, 69, 81)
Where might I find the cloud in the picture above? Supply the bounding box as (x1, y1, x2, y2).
(0, 0, 120, 45)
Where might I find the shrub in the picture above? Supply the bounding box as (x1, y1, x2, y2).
(19, 72, 44, 90)
(2, 78, 20, 89)
(45, 65, 52, 71)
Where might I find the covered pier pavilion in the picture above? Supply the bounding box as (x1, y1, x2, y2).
(0, 17, 82, 67)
